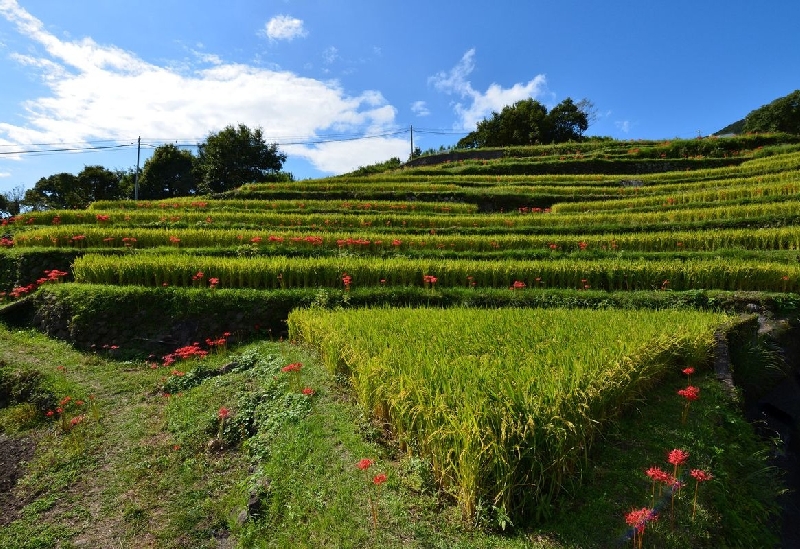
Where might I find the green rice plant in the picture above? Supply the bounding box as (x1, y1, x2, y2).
(551, 173, 800, 214)
(70, 253, 800, 292)
(11, 224, 800, 255)
(87, 198, 479, 215)
(288, 307, 731, 523)
(10, 198, 800, 236)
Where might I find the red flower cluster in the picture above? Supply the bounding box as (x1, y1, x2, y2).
(96, 214, 110, 222)
(423, 275, 438, 285)
(373, 473, 387, 485)
(218, 407, 230, 420)
(357, 458, 374, 471)
(645, 466, 670, 485)
(162, 343, 209, 366)
(678, 385, 700, 401)
(0, 236, 13, 248)
(690, 469, 713, 483)
(510, 280, 526, 290)
(281, 362, 303, 373)
(667, 448, 690, 467)
(625, 506, 656, 533)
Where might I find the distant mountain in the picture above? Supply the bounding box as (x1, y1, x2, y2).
(715, 90, 800, 135)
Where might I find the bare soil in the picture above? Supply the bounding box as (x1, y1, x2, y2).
(0, 434, 36, 526)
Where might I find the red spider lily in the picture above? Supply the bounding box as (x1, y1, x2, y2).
(302, 387, 315, 396)
(691, 469, 713, 483)
(209, 278, 220, 288)
(356, 458, 373, 471)
(668, 448, 689, 468)
(342, 274, 352, 290)
(218, 407, 230, 420)
(423, 274, 438, 286)
(678, 386, 700, 401)
(281, 362, 303, 373)
(678, 385, 700, 422)
(373, 473, 387, 485)
(510, 280, 526, 290)
(625, 507, 656, 548)
(668, 448, 690, 489)
(645, 466, 670, 500)
(682, 366, 695, 377)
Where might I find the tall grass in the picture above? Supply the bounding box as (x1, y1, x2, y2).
(288, 307, 731, 522)
(71, 253, 800, 292)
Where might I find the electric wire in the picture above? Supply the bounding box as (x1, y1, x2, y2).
(0, 126, 468, 158)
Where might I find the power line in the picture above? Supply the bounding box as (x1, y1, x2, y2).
(0, 126, 469, 158)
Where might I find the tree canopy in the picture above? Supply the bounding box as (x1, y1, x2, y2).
(196, 124, 287, 193)
(742, 90, 800, 134)
(716, 90, 800, 135)
(457, 98, 592, 149)
(138, 144, 197, 199)
(22, 166, 131, 210)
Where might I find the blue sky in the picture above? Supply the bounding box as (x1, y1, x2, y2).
(1, 0, 798, 195)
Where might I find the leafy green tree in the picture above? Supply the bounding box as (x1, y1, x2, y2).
(195, 124, 287, 193)
(138, 144, 197, 199)
(742, 90, 800, 134)
(547, 98, 589, 142)
(456, 97, 591, 149)
(23, 166, 130, 210)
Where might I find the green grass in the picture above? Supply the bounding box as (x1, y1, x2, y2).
(0, 319, 783, 548)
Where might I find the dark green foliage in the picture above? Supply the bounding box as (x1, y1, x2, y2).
(22, 166, 132, 211)
(195, 124, 287, 193)
(138, 144, 198, 199)
(743, 90, 800, 135)
(338, 157, 402, 177)
(457, 97, 590, 148)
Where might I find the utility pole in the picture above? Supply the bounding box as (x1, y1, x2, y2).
(133, 136, 141, 200)
(410, 125, 414, 160)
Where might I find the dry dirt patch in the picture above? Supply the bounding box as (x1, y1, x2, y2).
(0, 434, 36, 526)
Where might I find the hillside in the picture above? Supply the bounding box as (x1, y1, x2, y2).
(1, 134, 799, 548)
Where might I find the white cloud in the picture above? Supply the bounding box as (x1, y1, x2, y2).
(263, 15, 307, 42)
(429, 48, 547, 130)
(0, 172, 10, 178)
(322, 46, 339, 65)
(411, 100, 430, 117)
(0, 1, 403, 175)
(615, 120, 632, 133)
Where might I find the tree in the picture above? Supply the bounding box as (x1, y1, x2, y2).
(138, 144, 197, 199)
(22, 166, 130, 210)
(0, 185, 26, 216)
(456, 97, 592, 149)
(547, 98, 590, 142)
(195, 124, 287, 193)
(742, 90, 800, 134)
